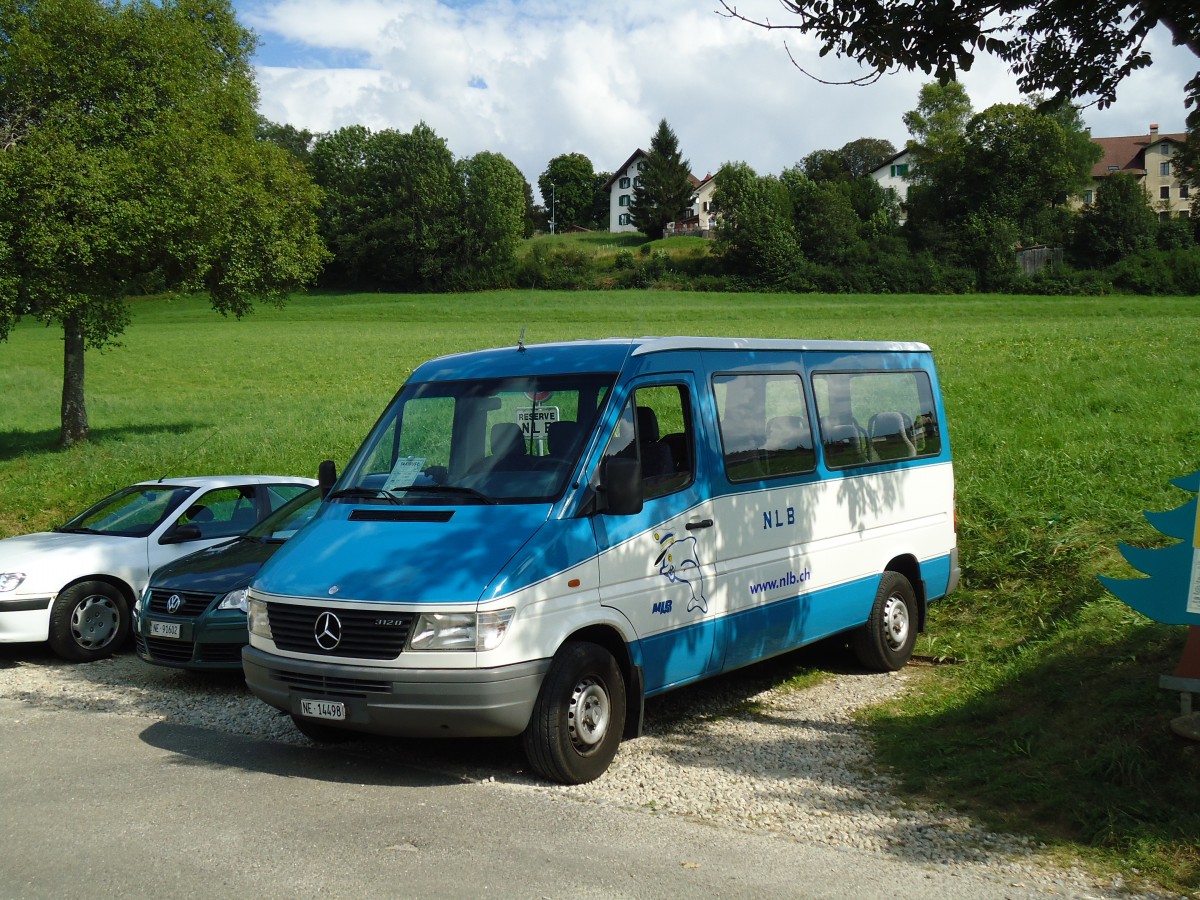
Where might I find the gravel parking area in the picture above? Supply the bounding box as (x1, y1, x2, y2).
(0, 643, 1170, 899)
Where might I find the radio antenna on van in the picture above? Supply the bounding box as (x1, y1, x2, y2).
(517, 325, 527, 352)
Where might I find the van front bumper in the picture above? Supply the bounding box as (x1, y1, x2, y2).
(242, 645, 550, 738)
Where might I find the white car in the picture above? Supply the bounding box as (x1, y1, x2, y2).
(0, 475, 317, 662)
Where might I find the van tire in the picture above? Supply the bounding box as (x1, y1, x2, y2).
(852, 571, 917, 672)
(523, 641, 625, 785)
(48, 581, 129, 662)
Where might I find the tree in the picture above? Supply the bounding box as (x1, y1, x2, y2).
(780, 168, 862, 264)
(459, 151, 527, 287)
(711, 161, 802, 283)
(308, 125, 372, 286)
(902, 81, 974, 251)
(0, 0, 327, 446)
(1071, 172, 1158, 265)
(959, 104, 1093, 240)
(631, 119, 696, 240)
(836, 138, 896, 178)
(256, 116, 315, 162)
(903, 80, 973, 182)
(538, 153, 598, 231)
(719, 0, 1199, 131)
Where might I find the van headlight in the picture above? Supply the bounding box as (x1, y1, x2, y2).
(408, 608, 514, 652)
(247, 596, 273, 639)
(218, 588, 249, 614)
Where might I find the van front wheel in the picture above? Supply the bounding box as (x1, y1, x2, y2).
(852, 571, 918, 672)
(523, 641, 625, 785)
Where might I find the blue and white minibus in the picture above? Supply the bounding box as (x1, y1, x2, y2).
(243, 337, 959, 783)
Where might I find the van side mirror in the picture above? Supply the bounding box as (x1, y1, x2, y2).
(318, 459, 337, 497)
(597, 457, 643, 516)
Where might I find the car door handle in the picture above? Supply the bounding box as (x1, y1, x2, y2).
(686, 518, 713, 530)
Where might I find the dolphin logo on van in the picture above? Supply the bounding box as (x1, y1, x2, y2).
(653, 531, 708, 614)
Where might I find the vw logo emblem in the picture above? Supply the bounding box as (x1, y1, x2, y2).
(314, 611, 343, 650)
(167, 594, 183, 614)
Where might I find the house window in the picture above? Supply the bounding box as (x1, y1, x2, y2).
(1160, 162, 1172, 177)
(1161, 143, 1171, 155)
(1083, 190, 1094, 205)
(1107, 165, 1120, 172)
(636, 161, 647, 172)
(1181, 184, 1190, 200)
(1160, 211, 1171, 222)
(634, 176, 643, 188)
(618, 177, 630, 189)
(702, 201, 709, 213)
(890, 163, 908, 177)
(618, 194, 630, 207)
(1180, 211, 1191, 219)
(1160, 186, 1171, 200)
(618, 213, 631, 226)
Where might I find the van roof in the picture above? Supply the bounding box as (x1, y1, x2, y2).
(414, 337, 930, 377)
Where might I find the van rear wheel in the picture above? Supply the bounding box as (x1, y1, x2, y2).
(523, 641, 625, 785)
(852, 571, 918, 672)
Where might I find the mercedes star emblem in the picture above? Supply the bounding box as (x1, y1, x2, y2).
(314, 611, 343, 650)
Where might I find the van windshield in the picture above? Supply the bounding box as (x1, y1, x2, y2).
(337, 373, 615, 505)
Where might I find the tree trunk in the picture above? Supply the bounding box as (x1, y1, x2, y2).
(59, 312, 88, 448)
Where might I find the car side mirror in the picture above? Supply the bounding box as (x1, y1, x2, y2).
(160, 523, 202, 544)
(597, 457, 643, 516)
(318, 459, 337, 498)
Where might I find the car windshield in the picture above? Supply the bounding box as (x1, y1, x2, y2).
(57, 485, 196, 538)
(337, 373, 615, 504)
(247, 486, 323, 542)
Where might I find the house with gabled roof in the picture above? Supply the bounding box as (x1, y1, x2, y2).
(603, 150, 716, 235)
(1083, 124, 1192, 219)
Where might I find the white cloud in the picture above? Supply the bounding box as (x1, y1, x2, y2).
(236, 0, 1198, 204)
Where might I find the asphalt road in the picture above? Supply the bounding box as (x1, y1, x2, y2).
(0, 696, 1118, 900)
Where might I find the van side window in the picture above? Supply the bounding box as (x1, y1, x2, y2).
(598, 385, 694, 501)
(714, 373, 815, 481)
(812, 370, 941, 468)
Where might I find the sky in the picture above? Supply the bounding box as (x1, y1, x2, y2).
(230, 0, 1198, 204)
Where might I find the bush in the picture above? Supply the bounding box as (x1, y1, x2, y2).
(613, 249, 635, 270)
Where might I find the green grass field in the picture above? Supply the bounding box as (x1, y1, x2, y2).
(3, 289, 1200, 889)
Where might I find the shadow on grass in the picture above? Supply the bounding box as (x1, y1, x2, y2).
(868, 618, 1200, 887)
(0, 422, 208, 461)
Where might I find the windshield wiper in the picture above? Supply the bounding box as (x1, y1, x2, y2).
(54, 526, 97, 534)
(326, 487, 402, 505)
(386, 484, 497, 505)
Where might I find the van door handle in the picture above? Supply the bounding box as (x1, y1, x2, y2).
(686, 518, 714, 530)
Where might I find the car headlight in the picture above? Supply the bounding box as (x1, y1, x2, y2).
(247, 596, 273, 639)
(217, 588, 249, 614)
(408, 608, 514, 652)
(0, 573, 26, 593)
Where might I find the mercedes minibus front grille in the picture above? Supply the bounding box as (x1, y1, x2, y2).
(266, 602, 414, 659)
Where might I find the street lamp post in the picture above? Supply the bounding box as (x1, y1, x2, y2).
(549, 183, 556, 235)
